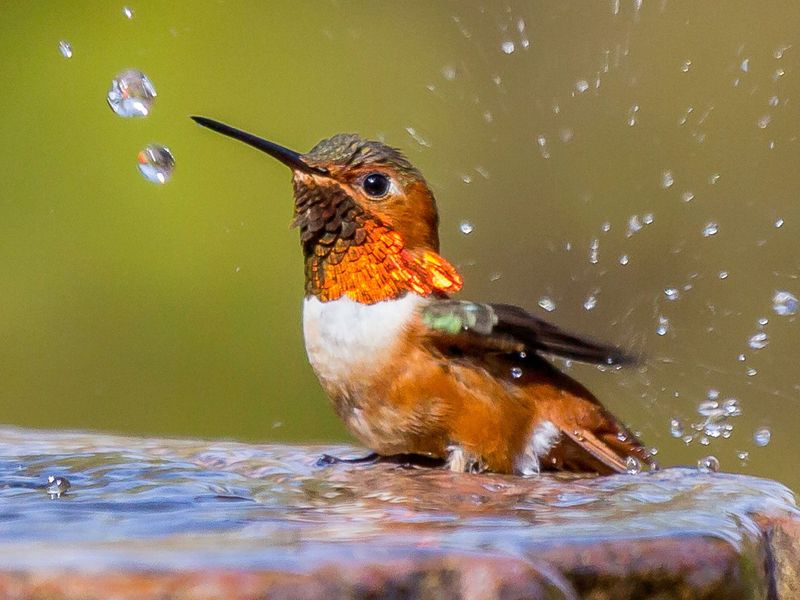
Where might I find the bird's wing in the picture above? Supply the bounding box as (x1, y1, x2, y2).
(419, 299, 635, 366)
(419, 298, 648, 474)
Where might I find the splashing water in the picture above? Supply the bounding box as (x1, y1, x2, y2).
(137, 145, 175, 184)
(753, 427, 772, 447)
(697, 456, 720, 473)
(772, 291, 798, 316)
(58, 40, 73, 58)
(538, 297, 556, 312)
(656, 315, 669, 336)
(459, 221, 474, 235)
(107, 69, 157, 117)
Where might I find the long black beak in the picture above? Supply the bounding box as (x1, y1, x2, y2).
(190, 116, 326, 175)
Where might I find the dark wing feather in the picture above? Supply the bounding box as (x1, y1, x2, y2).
(490, 303, 635, 365)
(420, 299, 636, 366)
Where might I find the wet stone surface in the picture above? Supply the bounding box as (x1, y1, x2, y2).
(0, 426, 797, 599)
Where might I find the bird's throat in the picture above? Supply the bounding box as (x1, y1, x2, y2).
(304, 221, 462, 304)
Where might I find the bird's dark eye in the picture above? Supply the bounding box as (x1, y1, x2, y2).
(362, 173, 391, 198)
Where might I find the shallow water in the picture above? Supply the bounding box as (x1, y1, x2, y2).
(0, 427, 795, 573)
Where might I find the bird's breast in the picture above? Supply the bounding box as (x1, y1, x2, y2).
(302, 293, 424, 392)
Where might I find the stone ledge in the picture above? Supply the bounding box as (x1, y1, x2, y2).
(0, 427, 796, 599)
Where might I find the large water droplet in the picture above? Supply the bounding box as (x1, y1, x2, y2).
(58, 40, 73, 59)
(697, 455, 720, 473)
(459, 221, 474, 235)
(137, 144, 175, 184)
(510, 367, 523, 379)
(702, 222, 719, 237)
(107, 69, 157, 117)
(753, 427, 772, 447)
(575, 80, 589, 93)
(500, 40, 515, 54)
(772, 290, 798, 316)
(619, 254, 629, 266)
(538, 297, 556, 312)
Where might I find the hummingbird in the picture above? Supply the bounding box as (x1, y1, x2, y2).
(191, 116, 650, 475)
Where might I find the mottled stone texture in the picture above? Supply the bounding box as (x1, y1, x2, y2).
(0, 428, 797, 599)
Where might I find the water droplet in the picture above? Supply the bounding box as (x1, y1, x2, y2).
(46, 475, 70, 498)
(583, 294, 597, 311)
(669, 418, 685, 438)
(536, 134, 550, 159)
(769, 95, 780, 108)
(702, 222, 719, 237)
(661, 170, 674, 189)
(746, 367, 758, 377)
(709, 173, 720, 184)
(680, 59, 692, 72)
(626, 215, 643, 236)
(137, 144, 175, 184)
(460, 174, 472, 184)
(560, 128, 574, 143)
(122, 6, 134, 19)
(501, 40, 515, 54)
(459, 221, 474, 235)
(718, 271, 729, 280)
(510, 367, 523, 379)
(625, 456, 642, 475)
(737, 450, 749, 462)
(664, 288, 680, 301)
(773, 67, 785, 81)
(773, 290, 798, 316)
(740, 58, 750, 72)
(619, 254, 629, 266)
(601, 222, 611, 233)
(774, 217, 784, 228)
(627, 104, 639, 126)
(748, 331, 768, 350)
(441, 66, 456, 80)
(482, 110, 493, 123)
(538, 297, 556, 312)
(656, 315, 669, 336)
(107, 69, 157, 117)
(405, 127, 430, 147)
(589, 238, 599, 264)
(697, 400, 720, 417)
(681, 191, 695, 203)
(643, 213, 654, 225)
(722, 398, 742, 417)
(58, 40, 73, 59)
(774, 45, 791, 59)
(575, 80, 589, 93)
(697, 455, 720, 473)
(754, 427, 771, 447)
(757, 115, 772, 129)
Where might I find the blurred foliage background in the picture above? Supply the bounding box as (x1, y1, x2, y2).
(1, 1, 799, 488)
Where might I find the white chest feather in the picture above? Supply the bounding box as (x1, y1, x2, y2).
(302, 294, 424, 387)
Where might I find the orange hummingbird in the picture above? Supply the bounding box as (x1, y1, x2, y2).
(192, 116, 650, 475)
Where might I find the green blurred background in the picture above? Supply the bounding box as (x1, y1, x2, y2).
(1, 2, 799, 488)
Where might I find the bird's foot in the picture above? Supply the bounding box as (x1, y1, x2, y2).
(315, 452, 445, 469)
(315, 452, 380, 467)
